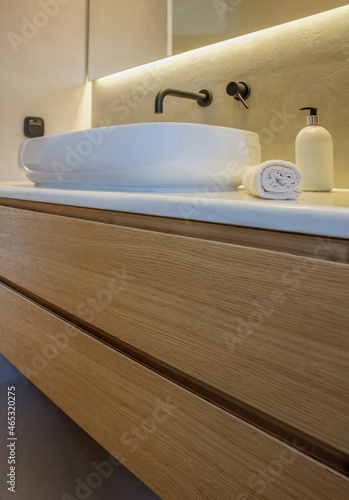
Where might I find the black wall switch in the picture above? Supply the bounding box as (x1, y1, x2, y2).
(24, 117, 45, 138)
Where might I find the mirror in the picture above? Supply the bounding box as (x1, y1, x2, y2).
(88, 0, 348, 81)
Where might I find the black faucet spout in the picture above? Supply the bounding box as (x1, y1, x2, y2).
(155, 88, 212, 113)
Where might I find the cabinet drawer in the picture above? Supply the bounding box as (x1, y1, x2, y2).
(1, 284, 348, 500)
(0, 206, 348, 456)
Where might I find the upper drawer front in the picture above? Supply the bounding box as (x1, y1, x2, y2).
(1, 284, 348, 500)
(0, 206, 348, 455)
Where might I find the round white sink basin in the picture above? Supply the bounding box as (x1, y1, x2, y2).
(19, 123, 261, 192)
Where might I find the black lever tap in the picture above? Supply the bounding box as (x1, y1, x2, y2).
(226, 81, 251, 109)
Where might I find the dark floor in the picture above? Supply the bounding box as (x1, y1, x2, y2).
(0, 354, 161, 500)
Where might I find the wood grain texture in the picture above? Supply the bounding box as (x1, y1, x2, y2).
(0, 206, 348, 458)
(0, 284, 348, 500)
(1, 198, 348, 263)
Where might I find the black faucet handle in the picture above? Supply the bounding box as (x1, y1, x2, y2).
(226, 81, 251, 109)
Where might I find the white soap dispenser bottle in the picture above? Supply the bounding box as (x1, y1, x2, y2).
(295, 107, 333, 191)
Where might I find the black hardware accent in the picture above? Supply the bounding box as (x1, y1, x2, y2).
(24, 117, 45, 138)
(226, 81, 251, 109)
(155, 88, 213, 113)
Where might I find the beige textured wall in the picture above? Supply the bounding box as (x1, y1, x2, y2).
(0, 0, 91, 182)
(88, 0, 168, 80)
(92, 6, 349, 188)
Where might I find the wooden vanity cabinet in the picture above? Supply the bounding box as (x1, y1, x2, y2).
(0, 199, 348, 499)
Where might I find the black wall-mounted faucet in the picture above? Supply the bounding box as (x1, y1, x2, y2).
(226, 81, 251, 109)
(155, 88, 213, 113)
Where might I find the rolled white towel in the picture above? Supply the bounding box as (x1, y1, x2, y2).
(242, 160, 302, 200)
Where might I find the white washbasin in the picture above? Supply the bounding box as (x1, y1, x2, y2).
(19, 123, 261, 192)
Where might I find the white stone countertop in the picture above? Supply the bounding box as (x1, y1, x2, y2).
(0, 181, 348, 239)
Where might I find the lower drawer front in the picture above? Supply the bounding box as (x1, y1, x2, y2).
(0, 284, 348, 500)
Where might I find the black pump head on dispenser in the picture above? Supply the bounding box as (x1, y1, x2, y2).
(300, 107, 319, 125)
